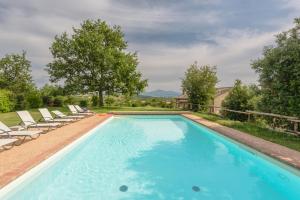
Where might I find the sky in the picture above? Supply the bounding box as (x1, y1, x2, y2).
(0, 0, 299, 92)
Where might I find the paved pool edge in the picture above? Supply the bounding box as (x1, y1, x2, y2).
(109, 111, 192, 115)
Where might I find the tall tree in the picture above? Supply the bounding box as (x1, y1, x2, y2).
(47, 19, 147, 106)
(252, 18, 300, 116)
(182, 62, 218, 111)
(0, 51, 34, 93)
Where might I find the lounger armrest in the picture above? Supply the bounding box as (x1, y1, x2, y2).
(19, 121, 36, 128)
(0, 129, 11, 137)
(21, 121, 35, 125)
(41, 117, 53, 122)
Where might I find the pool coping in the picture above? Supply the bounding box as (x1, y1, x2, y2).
(108, 111, 192, 115)
(0, 114, 112, 190)
(1, 112, 300, 194)
(182, 114, 300, 171)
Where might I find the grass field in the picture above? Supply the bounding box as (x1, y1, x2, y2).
(194, 113, 300, 152)
(0, 107, 299, 152)
(91, 106, 179, 113)
(0, 107, 71, 126)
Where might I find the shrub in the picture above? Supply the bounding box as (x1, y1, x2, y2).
(159, 101, 167, 108)
(91, 96, 98, 106)
(40, 84, 65, 97)
(131, 103, 137, 107)
(79, 100, 88, 107)
(0, 89, 15, 112)
(53, 96, 64, 107)
(15, 94, 27, 110)
(64, 96, 75, 105)
(221, 80, 255, 121)
(129, 99, 139, 107)
(105, 96, 115, 106)
(26, 91, 42, 108)
(141, 100, 148, 106)
(165, 101, 174, 108)
(42, 95, 54, 106)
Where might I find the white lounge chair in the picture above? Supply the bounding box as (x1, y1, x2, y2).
(68, 105, 90, 116)
(0, 121, 42, 145)
(16, 111, 61, 130)
(74, 105, 93, 115)
(39, 108, 75, 124)
(52, 110, 84, 119)
(0, 138, 18, 150)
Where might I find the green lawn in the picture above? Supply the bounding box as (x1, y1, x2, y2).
(92, 106, 179, 113)
(0, 106, 179, 126)
(0, 107, 71, 127)
(194, 112, 300, 152)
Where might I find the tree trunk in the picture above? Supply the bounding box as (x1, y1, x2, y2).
(98, 90, 104, 107)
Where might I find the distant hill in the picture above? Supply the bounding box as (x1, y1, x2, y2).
(140, 90, 181, 98)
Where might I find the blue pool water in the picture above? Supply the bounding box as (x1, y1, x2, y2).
(2, 115, 300, 199)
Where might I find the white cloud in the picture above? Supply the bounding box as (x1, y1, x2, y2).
(0, 0, 298, 91)
(283, 0, 300, 11)
(132, 29, 276, 91)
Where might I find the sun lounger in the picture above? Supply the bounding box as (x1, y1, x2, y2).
(68, 105, 90, 116)
(0, 138, 18, 150)
(74, 105, 93, 114)
(16, 111, 62, 130)
(0, 121, 42, 145)
(52, 110, 84, 119)
(39, 108, 75, 124)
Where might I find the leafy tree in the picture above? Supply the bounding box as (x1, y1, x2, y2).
(0, 51, 34, 94)
(221, 80, 255, 121)
(47, 19, 147, 106)
(252, 18, 300, 116)
(26, 90, 42, 108)
(182, 62, 218, 111)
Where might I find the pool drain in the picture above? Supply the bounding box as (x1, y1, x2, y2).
(119, 185, 128, 192)
(192, 186, 200, 192)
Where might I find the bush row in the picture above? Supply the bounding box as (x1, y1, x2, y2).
(101, 95, 175, 108)
(0, 89, 93, 113)
(0, 88, 176, 113)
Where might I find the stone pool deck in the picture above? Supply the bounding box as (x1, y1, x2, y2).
(182, 114, 300, 171)
(0, 114, 112, 188)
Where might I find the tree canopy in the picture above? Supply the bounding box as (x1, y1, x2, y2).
(252, 18, 300, 116)
(181, 62, 218, 111)
(0, 51, 34, 94)
(47, 19, 147, 106)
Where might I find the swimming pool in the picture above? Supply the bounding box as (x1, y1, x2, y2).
(1, 115, 300, 199)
